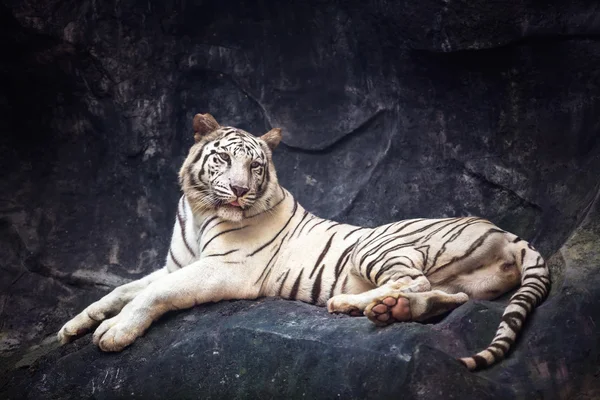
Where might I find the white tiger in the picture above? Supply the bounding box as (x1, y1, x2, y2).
(58, 113, 551, 371)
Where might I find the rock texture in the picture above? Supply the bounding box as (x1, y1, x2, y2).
(0, 0, 599, 399)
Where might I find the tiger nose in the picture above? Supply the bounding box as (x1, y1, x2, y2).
(230, 185, 249, 198)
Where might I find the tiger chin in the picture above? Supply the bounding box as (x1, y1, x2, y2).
(58, 112, 550, 372)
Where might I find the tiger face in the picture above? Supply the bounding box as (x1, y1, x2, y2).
(179, 114, 282, 222)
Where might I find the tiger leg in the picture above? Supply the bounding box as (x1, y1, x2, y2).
(327, 278, 427, 316)
(327, 248, 431, 316)
(328, 246, 468, 324)
(92, 260, 258, 352)
(355, 249, 468, 325)
(57, 267, 169, 344)
(364, 289, 469, 326)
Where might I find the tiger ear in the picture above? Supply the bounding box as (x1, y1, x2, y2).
(260, 128, 282, 151)
(193, 113, 220, 142)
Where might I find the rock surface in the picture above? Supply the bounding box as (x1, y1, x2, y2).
(1, 201, 600, 399)
(0, 0, 599, 399)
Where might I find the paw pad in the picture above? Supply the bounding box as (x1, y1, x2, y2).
(366, 295, 412, 326)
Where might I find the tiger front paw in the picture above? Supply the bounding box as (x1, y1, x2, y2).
(57, 304, 108, 344)
(57, 297, 125, 345)
(57, 321, 89, 345)
(92, 313, 145, 352)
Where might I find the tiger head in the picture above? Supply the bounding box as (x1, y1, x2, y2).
(179, 113, 283, 222)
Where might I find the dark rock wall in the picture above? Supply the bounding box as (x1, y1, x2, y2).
(0, 0, 599, 397)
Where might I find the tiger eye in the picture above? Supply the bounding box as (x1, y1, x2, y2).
(250, 161, 261, 169)
(218, 152, 230, 161)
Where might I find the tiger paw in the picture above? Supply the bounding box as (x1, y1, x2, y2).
(57, 298, 124, 345)
(364, 295, 412, 326)
(326, 294, 365, 316)
(57, 321, 90, 345)
(92, 314, 143, 352)
(57, 307, 106, 344)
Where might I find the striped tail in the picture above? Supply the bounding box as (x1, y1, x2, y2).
(459, 241, 551, 371)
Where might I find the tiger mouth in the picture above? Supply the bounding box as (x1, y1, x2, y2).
(221, 200, 244, 209)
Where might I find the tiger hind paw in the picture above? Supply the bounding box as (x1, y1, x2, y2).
(364, 295, 412, 326)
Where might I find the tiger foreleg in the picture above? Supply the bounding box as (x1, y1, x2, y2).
(364, 290, 469, 326)
(91, 261, 257, 352)
(57, 267, 169, 344)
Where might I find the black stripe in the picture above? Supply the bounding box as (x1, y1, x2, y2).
(520, 248, 526, 265)
(359, 234, 419, 266)
(358, 219, 438, 258)
(428, 228, 505, 275)
(169, 248, 183, 268)
(343, 227, 365, 240)
(245, 187, 287, 219)
(296, 214, 317, 237)
(335, 244, 356, 279)
(518, 289, 543, 305)
(427, 218, 484, 272)
(309, 233, 336, 279)
(199, 149, 217, 176)
(254, 234, 287, 285)
(472, 355, 488, 369)
(495, 337, 515, 347)
(510, 293, 536, 305)
(523, 263, 547, 272)
(256, 163, 270, 198)
(199, 216, 219, 237)
(510, 300, 533, 311)
(207, 220, 227, 233)
(276, 270, 291, 296)
(414, 245, 430, 267)
(522, 281, 547, 295)
(325, 222, 342, 232)
(289, 269, 304, 300)
(329, 245, 356, 298)
(176, 208, 196, 257)
(289, 211, 309, 238)
(519, 285, 545, 302)
(191, 142, 209, 165)
(373, 256, 405, 283)
(311, 265, 325, 304)
(329, 258, 352, 297)
(512, 236, 523, 243)
(422, 218, 470, 241)
(488, 342, 508, 353)
(501, 311, 525, 332)
(374, 263, 420, 284)
(307, 219, 328, 234)
(440, 217, 485, 239)
(521, 284, 546, 298)
(202, 225, 247, 252)
(486, 347, 501, 359)
(188, 166, 202, 190)
(358, 234, 406, 265)
(205, 249, 238, 257)
(249, 199, 298, 256)
(359, 219, 425, 248)
(522, 272, 549, 282)
(538, 275, 551, 284)
(341, 275, 349, 293)
(364, 241, 419, 280)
